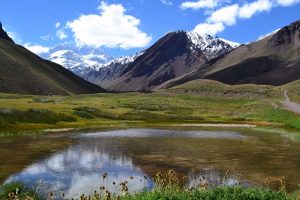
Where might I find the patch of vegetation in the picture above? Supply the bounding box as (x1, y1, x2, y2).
(0, 108, 76, 125)
(4, 170, 296, 200)
(259, 109, 300, 130)
(1, 80, 300, 136)
(120, 187, 293, 200)
(0, 182, 38, 200)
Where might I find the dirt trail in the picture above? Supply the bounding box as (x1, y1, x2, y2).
(283, 89, 300, 114)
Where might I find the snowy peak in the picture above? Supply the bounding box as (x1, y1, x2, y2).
(219, 38, 241, 48)
(83, 51, 145, 87)
(103, 51, 144, 68)
(43, 45, 113, 76)
(256, 29, 280, 41)
(185, 31, 237, 60)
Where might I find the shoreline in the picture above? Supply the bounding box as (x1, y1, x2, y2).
(176, 123, 257, 128)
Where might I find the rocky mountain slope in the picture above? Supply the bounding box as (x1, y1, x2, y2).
(0, 22, 14, 43)
(43, 31, 237, 91)
(105, 31, 236, 91)
(83, 52, 144, 88)
(160, 20, 300, 89)
(0, 24, 104, 95)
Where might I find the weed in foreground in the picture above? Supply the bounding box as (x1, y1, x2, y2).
(1, 170, 299, 200)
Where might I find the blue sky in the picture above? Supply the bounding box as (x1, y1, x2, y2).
(0, 0, 300, 57)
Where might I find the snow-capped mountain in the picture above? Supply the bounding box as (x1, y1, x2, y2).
(186, 31, 238, 60)
(84, 51, 144, 87)
(256, 29, 280, 41)
(38, 44, 145, 88)
(219, 38, 240, 48)
(38, 31, 239, 91)
(103, 30, 239, 91)
(41, 44, 114, 77)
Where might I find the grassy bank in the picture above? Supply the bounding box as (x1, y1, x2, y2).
(1, 80, 300, 136)
(121, 187, 296, 200)
(1, 169, 299, 200)
(0, 184, 295, 200)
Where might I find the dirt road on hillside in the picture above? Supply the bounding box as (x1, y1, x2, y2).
(283, 89, 300, 114)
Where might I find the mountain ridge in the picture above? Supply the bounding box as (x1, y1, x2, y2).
(105, 30, 236, 91)
(160, 19, 300, 89)
(0, 25, 105, 95)
(0, 22, 14, 43)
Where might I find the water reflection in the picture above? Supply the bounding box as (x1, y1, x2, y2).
(3, 128, 300, 197)
(80, 128, 246, 139)
(5, 142, 151, 198)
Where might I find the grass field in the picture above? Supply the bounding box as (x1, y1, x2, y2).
(1, 79, 300, 136)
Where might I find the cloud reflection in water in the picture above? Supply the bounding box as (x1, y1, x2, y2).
(6, 141, 151, 198)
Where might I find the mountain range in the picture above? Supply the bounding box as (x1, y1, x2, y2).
(160, 20, 300, 89)
(1, 19, 300, 94)
(45, 31, 239, 91)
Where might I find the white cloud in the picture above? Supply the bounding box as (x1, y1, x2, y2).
(56, 29, 68, 40)
(40, 34, 53, 41)
(208, 4, 239, 26)
(239, 0, 272, 19)
(161, 0, 173, 6)
(2, 26, 23, 43)
(66, 1, 151, 49)
(194, 22, 225, 35)
(180, 0, 219, 10)
(192, 0, 299, 36)
(24, 43, 50, 54)
(276, 0, 300, 6)
(55, 22, 61, 28)
(6, 31, 17, 41)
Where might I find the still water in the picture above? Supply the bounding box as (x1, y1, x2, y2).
(1, 128, 300, 198)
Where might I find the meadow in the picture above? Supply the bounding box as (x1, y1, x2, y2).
(1, 80, 300, 136)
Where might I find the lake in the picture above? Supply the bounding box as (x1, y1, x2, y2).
(1, 128, 300, 198)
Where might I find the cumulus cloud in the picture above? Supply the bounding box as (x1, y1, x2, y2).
(239, 0, 272, 19)
(208, 4, 239, 26)
(24, 43, 50, 54)
(192, 0, 299, 36)
(180, 0, 220, 10)
(161, 0, 173, 6)
(194, 22, 225, 35)
(66, 1, 152, 49)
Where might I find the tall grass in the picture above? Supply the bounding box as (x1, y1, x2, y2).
(0, 182, 39, 200)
